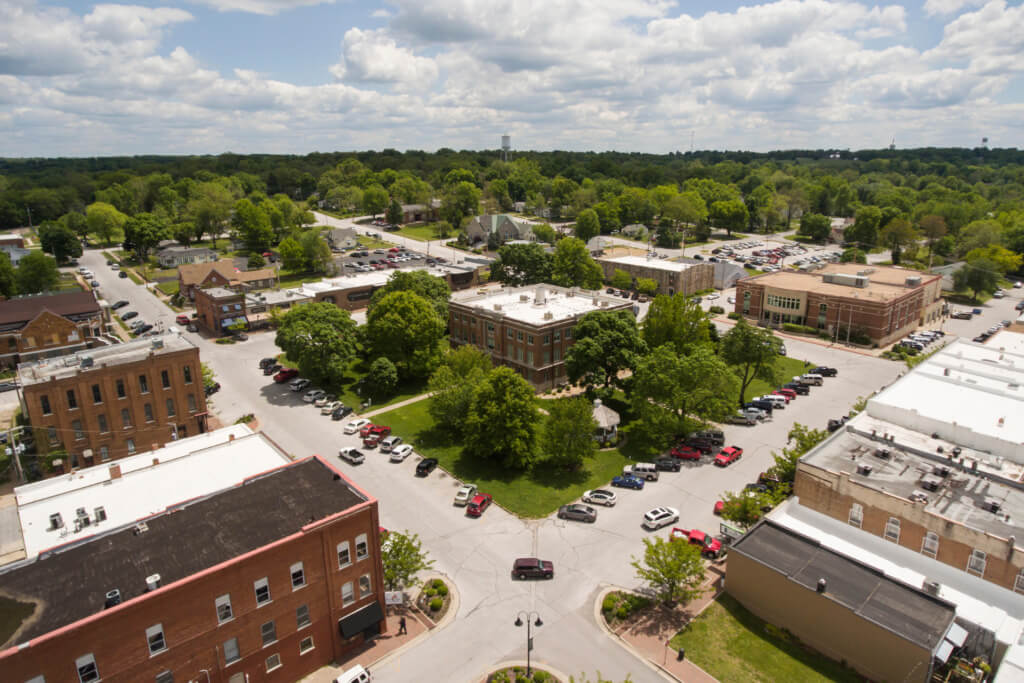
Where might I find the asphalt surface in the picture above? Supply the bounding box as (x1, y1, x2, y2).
(75, 243, 914, 681)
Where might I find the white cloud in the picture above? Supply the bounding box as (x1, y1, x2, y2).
(186, 0, 336, 15)
(922, 0, 986, 17)
(330, 28, 438, 87)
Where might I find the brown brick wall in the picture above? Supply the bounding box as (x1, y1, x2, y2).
(22, 346, 208, 467)
(2, 501, 385, 683)
(195, 291, 246, 334)
(598, 260, 713, 295)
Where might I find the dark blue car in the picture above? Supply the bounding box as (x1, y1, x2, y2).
(611, 474, 645, 490)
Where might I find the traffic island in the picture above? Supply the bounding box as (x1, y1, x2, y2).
(484, 663, 563, 682)
(415, 576, 452, 624)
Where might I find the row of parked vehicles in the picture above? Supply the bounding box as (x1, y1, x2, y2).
(729, 366, 837, 425)
(898, 329, 944, 351)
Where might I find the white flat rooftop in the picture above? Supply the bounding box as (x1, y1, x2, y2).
(12, 425, 291, 559)
(18, 332, 196, 385)
(601, 254, 699, 273)
(296, 264, 474, 297)
(453, 285, 631, 325)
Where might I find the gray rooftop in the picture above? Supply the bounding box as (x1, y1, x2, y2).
(450, 284, 632, 326)
(18, 332, 196, 386)
(732, 519, 956, 650)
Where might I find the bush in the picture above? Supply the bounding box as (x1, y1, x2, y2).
(709, 305, 725, 314)
(727, 312, 741, 320)
(429, 597, 443, 611)
(615, 606, 628, 620)
(490, 672, 510, 683)
(782, 323, 819, 335)
(432, 578, 445, 589)
(435, 584, 448, 597)
(214, 338, 235, 345)
(532, 672, 551, 682)
(602, 595, 617, 612)
(624, 594, 651, 611)
(424, 588, 436, 598)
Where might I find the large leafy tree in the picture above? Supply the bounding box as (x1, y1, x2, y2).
(122, 212, 169, 261)
(278, 236, 305, 271)
(631, 536, 706, 605)
(630, 345, 739, 441)
(0, 252, 15, 297)
(368, 270, 451, 320)
(441, 180, 481, 229)
(551, 237, 602, 289)
(797, 213, 831, 241)
(365, 291, 445, 378)
(490, 242, 553, 287)
(965, 245, 1022, 275)
(15, 251, 59, 294)
(919, 214, 947, 265)
(186, 181, 234, 247)
(844, 205, 881, 248)
(574, 208, 600, 243)
(428, 346, 492, 435)
(879, 218, 918, 264)
(463, 367, 539, 470)
(367, 357, 399, 397)
(299, 230, 331, 273)
(39, 222, 82, 263)
(566, 310, 647, 391)
(540, 397, 598, 470)
(953, 258, 1001, 301)
(232, 199, 273, 252)
(381, 531, 435, 591)
(709, 198, 748, 236)
(362, 184, 389, 218)
(274, 302, 358, 386)
(60, 211, 89, 241)
(642, 293, 710, 355)
(85, 202, 128, 245)
(719, 319, 782, 408)
(767, 423, 829, 484)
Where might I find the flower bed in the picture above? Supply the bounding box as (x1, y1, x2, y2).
(415, 578, 451, 624)
(601, 590, 652, 628)
(486, 666, 561, 683)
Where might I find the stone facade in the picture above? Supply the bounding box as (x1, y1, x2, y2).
(597, 256, 714, 296)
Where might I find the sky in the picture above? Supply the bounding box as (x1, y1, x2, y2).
(1, 0, 1022, 158)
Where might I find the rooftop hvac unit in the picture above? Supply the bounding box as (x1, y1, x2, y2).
(922, 580, 941, 596)
(873, 448, 891, 460)
(857, 463, 873, 476)
(104, 589, 122, 609)
(905, 276, 922, 287)
(80, 356, 94, 368)
(150, 339, 163, 350)
(145, 574, 161, 592)
(133, 521, 149, 535)
(984, 498, 1002, 513)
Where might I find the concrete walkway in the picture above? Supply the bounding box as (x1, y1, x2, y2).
(361, 392, 432, 419)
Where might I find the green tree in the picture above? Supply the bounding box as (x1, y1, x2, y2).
(574, 208, 600, 243)
(965, 245, 1022, 274)
(631, 536, 706, 605)
(840, 247, 867, 264)
(610, 269, 632, 290)
(362, 185, 389, 218)
(278, 236, 305, 271)
(463, 367, 539, 470)
(642, 293, 710, 355)
(368, 270, 451, 320)
(767, 423, 829, 484)
(0, 252, 15, 298)
(38, 222, 82, 263)
(531, 222, 557, 244)
(122, 212, 169, 261)
(441, 180, 481, 229)
(428, 346, 492, 435)
(274, 302, 358, 386)
(844, 205, 881, 248)
(919, 214, 948, 265)
(709, 199, 748, 236)
(797, 213, 831, 241)
(719, 489, 775, 527)
(662, 191, 707, 237)
(60, 211, 89, 240)
(186, 182, 234, 247)
(879, 218, 918, 265)
(551, 237, 602, 289)
(232, 199, 273, 252)
(958, 220, 1002, 255)
(720, 319, 782, 408)
(635, 277, 657, 296)
(386, 199, 403, 227)
(490, 243, 553, 287)
(247, 253, 266, 269)
(85, 202, 128, 245)
(299, 230, 331, 273)
(540, 397, 598, 470)
(953, 258, 1001, 301)
(367, 357, 399, 397)
(365, 291, 445, 378)
(566, 310, 647, 391)
(381, 530, 435, 591)
(15, 251, 59, 294)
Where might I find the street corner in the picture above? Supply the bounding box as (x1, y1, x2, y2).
(477, 660, 572, 683)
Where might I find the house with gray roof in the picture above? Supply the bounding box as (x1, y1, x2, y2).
(465, 214, 538, 246)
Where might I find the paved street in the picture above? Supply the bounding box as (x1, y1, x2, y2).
(74, 243, 917, 681)
(312, 212, 479, 268)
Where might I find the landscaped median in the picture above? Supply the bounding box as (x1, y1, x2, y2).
(370, 399, 630, 518)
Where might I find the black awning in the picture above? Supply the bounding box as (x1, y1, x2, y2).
(338, 600, 384, 638)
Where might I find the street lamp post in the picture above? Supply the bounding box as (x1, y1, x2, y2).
(514, 611, 543, 677)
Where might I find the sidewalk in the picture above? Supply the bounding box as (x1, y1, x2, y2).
(361, 392, 432, 418)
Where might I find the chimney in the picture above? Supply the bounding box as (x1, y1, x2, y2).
(817, 578, 827, 593)
(145, 574, 162, 592)
(535, 286, 546, 305)
(109, 464, 122, 480)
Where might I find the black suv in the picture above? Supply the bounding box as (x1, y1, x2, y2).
(810, 366, 838, 377)
(746, 399, 774, 415)
(688, 430, 724, 447)
(655, 457, 682, 472)
(783, 382, 810, 395)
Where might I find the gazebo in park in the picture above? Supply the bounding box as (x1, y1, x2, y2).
(592, 399, 620, 444)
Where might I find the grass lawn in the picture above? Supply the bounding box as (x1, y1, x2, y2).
(125, 269, 145, 285)
(669, 594, 861, 683)
(156, 281, 180, 296)
(357, 235, 395, 250)
(56, 273, 83, 292)
(392, 223, 441, 242)
(276, 352, 428, 410)
(744, 266, 762, 277)
(371, 399, 630, 517)
(743, 356, 810, 403)
(943, 290, 992, 306)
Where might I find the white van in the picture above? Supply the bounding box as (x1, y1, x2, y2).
(757, 395, 786, 409)
(623, 463, 660, 481)
(334, 665, 372, 683)
(795, 374, 823, 386)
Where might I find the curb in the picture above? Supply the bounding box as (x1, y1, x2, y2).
(479, 660, 571, 683)
(367, 571, 459, 671)
(592, 585, 678, 682)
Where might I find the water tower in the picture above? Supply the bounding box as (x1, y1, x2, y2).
(501, 134, 511, 161)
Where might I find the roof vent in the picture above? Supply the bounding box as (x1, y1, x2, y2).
(873, 448, 891, 460)
(535, 286, 546, 304)
(151, 339, 164, 350)
(493, 303, 502, 311)
(543, 312, 554, 320)
(133, 522, 149, 535)
(520, 294, 529, 302)
(145, 574, 161, 592)
(857, 463, 873, 476)
(80, 356, 94, 368)
(104, 589, 121, 608)
(923, 580, 941, 596)
(816, 578, 827, 593)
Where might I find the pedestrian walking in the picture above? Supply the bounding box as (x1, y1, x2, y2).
(398, 616, 407, 635)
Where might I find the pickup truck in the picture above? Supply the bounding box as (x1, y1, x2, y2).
(794, 373, 823, 386)
(670, 527, 723, 559)
(715, 446, 743, 467)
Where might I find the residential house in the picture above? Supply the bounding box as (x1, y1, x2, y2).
(326, 227, 359, 251)
(0, 233, 25, 248)
(0, 244, 32, 266)
(465, 214, 538, 246)
(0, 291, 106, 368)
(156, 246, 218, 268)
(400, 200, 440, 224)
(177, 261, 277, 301)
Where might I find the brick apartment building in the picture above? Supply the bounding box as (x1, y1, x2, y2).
(195, 287, 248, 334)
(0, 291, 106, 368)
(178, 261, 277, 301)
(597, 254, 714, 296)
(734, 264, 943, 346)
(448, 284, 633, 389)
(0, 428, 386, 683)
(18, 332, 207, 468)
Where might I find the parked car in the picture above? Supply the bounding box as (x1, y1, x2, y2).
(176, 314, 190, 325)
(416, 458, 439, 476)
(642, 506, 679, 530)
(136, 324, 154, 334)
(389, 444, 414, 462)
(344, 418, 370, 434)
(581, 489, 617, 506)
(259, 357, 277, 369)
(274, 368, 299, 383)
(263, 363, 282, 376)
(379, 435, 403, 453)
(186, 323, 197, 332)
(558, 503, 597, 523)
(291, 378, 312, 392)
(670, 527, 723, 559)
(745, 399, 774, 415)
(331, 404, 353, 420)
(511, 557, 553, 580)
(454, 484, 478, 506)
(118, 271, 128, 278)
(321, 400, 342, 415)
(655, 456, 682, 472)
(303, 389, 325, 403)
(232, 332, 248, 342)
(338, 447, 365, 465)
(120, 311, 139, 321)
(688, 429, 725, 447)
(362, 434, 381, 449)
(314, 393, 336, 407)
(783, 382, 810, 395)
(611, 474, 645, 490)
(670, 444, 703, 460)
(466, 493, 493, 517)
(112, 300, 129, 309)
(360, 424, 391, 439)
(810, 366, 837, 377)
(774, 387, 797, 400)
(714, 446, 744, 467)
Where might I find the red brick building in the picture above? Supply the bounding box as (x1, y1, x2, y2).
(0, 291, 106, 368)
(18, 333, 207, 468)
(178, 261, 277, 301)
(0, 456, 386, 683)
(194, 287, 248, 334)
(734, 264, 943, 346)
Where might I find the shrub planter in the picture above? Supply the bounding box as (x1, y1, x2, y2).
(416, 578, 451, 624)
(486, 666, 561, 683)
(600, 590, 652, 630)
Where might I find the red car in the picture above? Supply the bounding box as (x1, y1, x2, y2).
(670, 445, 703, 461)
(774, 387, 797, 400)
(175, 314, 190, 325)
(466, 493, 493, 517)
(388, 246, 401, 253)
(362, 435, 381, 449)
(713, 500, 724, 516)
(670, 527, 723, 559)
(273, 368, 299, 383)
(771, 390, 791, 403)
(359, 424, 391, 439)
(715, 446, 743, 467)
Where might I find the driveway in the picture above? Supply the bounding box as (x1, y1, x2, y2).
(312, 212, 483, 268)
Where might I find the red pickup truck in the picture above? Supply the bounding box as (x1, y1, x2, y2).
(670, 527, 723, 559)
(714, 446, 743, 467)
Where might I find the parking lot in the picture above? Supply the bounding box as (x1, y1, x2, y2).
(700, 239, 842, 273)
(332, 245, 452, 274)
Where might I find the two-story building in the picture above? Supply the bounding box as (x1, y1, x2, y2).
(194, 287, 248, 334)
(18, 332, 207, 468)
(0, 291, 106, 368)
(447, 285, 633, 390)
(597, 254, 715, 296)
(178, 261, 277, 301)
